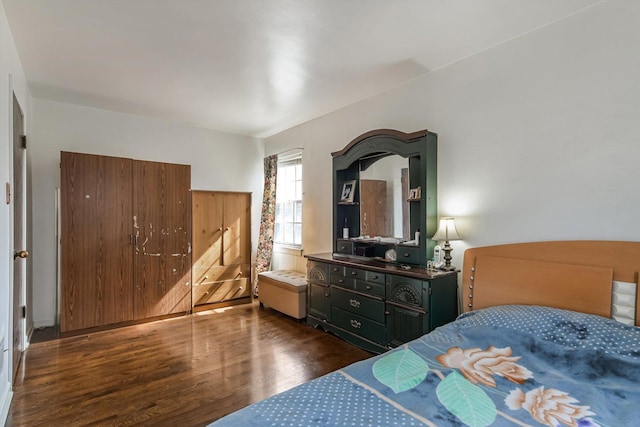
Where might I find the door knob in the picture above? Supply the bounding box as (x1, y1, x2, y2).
(14, 250, 28, 259)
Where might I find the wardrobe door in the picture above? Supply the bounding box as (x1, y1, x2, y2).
(133, 160, 191, 319)
(192, 191, 224, 271)
(60, 152, 134, 332)
(222, 192, 251, 265)
(192, 190, 224, 293)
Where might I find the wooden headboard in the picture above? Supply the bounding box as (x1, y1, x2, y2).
(462, 241, 640, 326)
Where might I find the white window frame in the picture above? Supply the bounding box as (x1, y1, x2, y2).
(274, 150, 302, 249)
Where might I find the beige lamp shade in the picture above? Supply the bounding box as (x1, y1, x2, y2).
(431, 217, 460, 241)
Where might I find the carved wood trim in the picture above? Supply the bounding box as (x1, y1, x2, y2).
(331, 129, 429, 157)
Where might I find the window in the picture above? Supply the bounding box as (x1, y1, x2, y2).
(274, 151, 302, 248)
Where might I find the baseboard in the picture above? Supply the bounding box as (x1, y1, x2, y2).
(33, 319, 55, 329)
(1, 385, 12, 426)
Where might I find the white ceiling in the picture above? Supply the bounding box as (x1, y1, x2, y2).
(3, 0, 601, 138)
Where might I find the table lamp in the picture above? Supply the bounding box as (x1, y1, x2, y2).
(431, 217, 460, 271)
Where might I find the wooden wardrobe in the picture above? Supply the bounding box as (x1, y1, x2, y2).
(191, 191, 251, 308)
(60, 152, 191, 333)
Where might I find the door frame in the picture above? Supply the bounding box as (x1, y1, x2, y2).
(10, 84, 28, 383)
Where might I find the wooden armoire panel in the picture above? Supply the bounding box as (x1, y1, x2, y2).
(133, 160, 192, 319)
(222, 192, 251, 265)
(192, 191, 224, 270)
(60, 152, 134, 332)
(192, 191, 251, 306)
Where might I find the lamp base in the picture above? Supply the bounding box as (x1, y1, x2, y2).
(441, 240, 455, 271)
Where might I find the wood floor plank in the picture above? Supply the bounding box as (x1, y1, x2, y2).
(7, 302, 372, 426)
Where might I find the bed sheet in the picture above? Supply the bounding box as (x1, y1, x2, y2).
(210, 305, 640, 426)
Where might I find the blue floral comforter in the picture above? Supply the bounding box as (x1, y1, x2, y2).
(210, 305, 640, 426)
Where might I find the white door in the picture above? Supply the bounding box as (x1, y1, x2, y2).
(12, 93, 27, 382)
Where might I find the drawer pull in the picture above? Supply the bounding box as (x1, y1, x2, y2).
(333, 267, 340, 272)
(340, 246, 347, 251)
(372, 275, 378, 280)
(349, 299, 360, 308)
(365, 285, 372, 290)
(403, 252, 410, 257)
(351, 271, 358, 276)
(350, 319, 362, 329)
(338, 279, 344, 283)
(324, 293, 330, 297)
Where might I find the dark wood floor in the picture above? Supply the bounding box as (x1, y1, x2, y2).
(7, 302, 372, 426)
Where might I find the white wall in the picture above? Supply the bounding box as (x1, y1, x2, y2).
(265, 1, 640, 270)
(0, 1, 31, 422)
(30, 98, 264, 327)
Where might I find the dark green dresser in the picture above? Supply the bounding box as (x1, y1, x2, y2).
(306, 253, 458, 354)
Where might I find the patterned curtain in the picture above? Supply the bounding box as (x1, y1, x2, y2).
(254, 154, 278, 295)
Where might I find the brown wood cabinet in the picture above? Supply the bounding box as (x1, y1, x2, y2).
(192, 191, 251, 307)
(60, 152, 191, 333)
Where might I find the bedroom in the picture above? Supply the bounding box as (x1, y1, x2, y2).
(1, 0, 639, 425)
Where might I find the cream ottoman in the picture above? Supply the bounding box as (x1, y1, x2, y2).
(258, 270, 307, 319)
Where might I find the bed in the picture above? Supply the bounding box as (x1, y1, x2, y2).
(210, 241, 640, 426)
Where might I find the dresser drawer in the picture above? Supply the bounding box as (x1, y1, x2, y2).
(331, 307, 386, 345)
(395, 245, 423, 265)
(331, 287, 385, 323)
(331, 273, 351, 288)
(329, 264, 345, 275)
(335, 240, 353, 254)
(354, 279, 385, 298)
(330, 263, 350, 287)
(345, 267, 365, 281)
(365, 270, 385, 285)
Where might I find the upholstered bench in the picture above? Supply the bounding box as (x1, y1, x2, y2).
(258, 270, 307, 319)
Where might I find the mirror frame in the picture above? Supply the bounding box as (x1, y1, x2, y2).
(331, 129, 438, 265)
